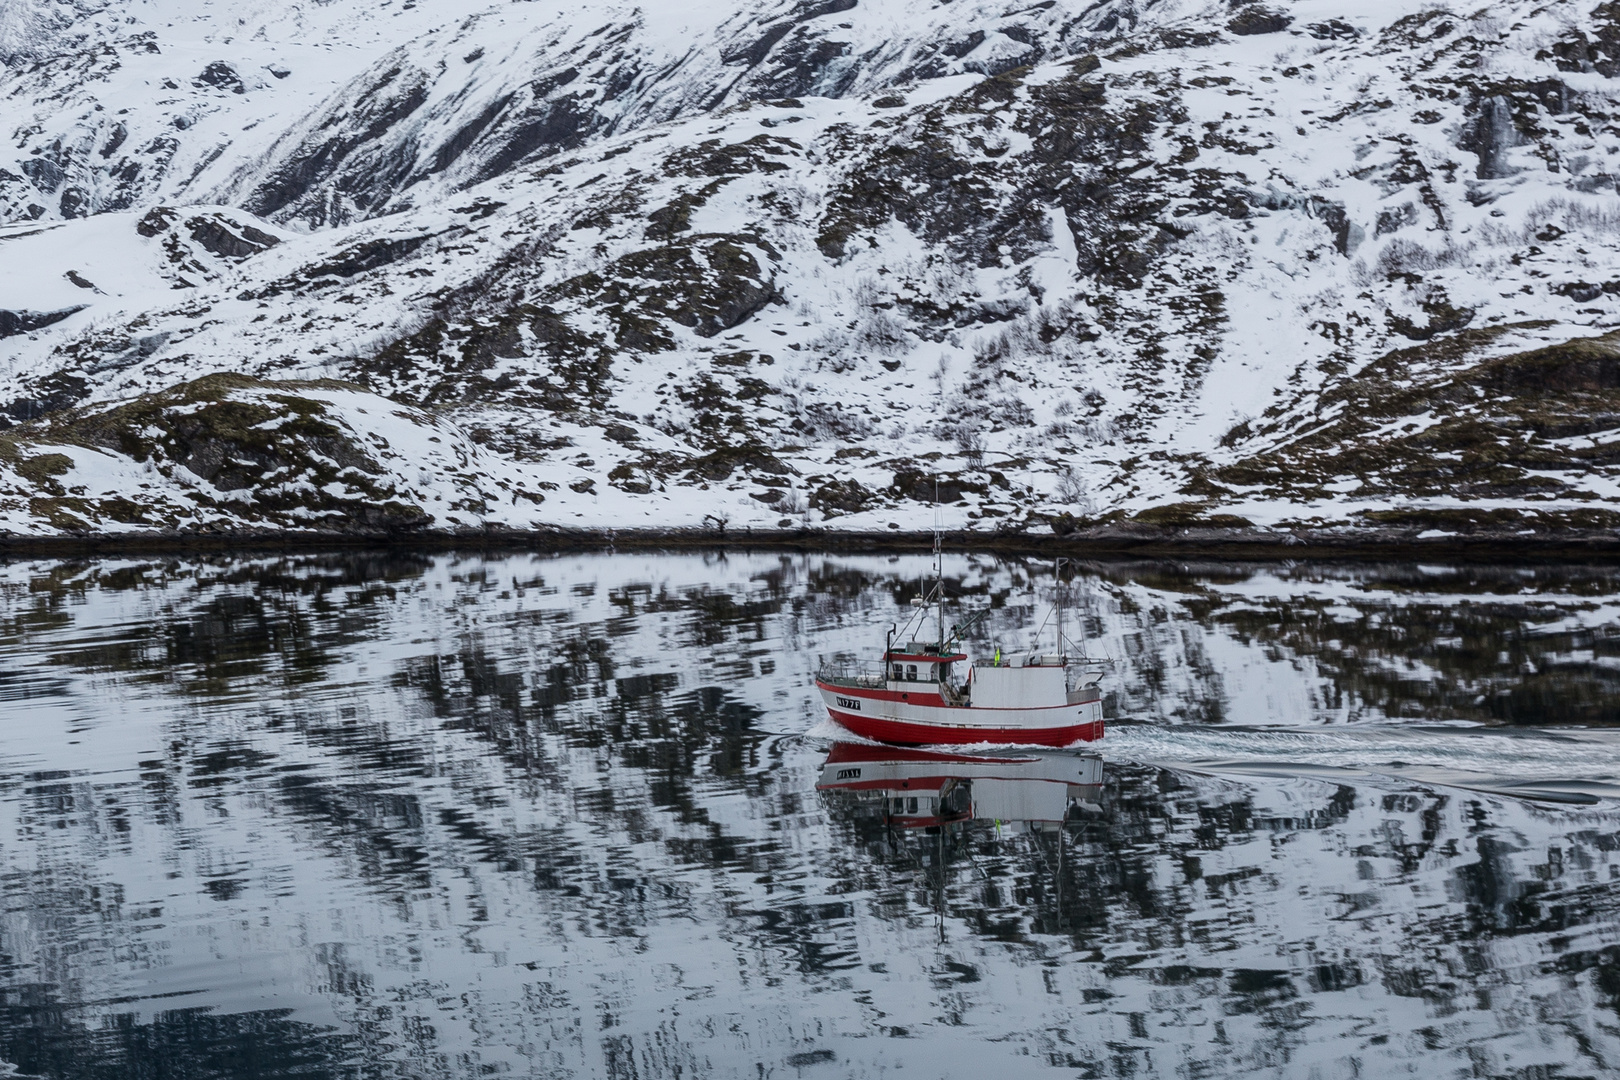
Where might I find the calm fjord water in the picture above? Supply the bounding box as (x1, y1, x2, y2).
(3, 551, 1620, 1078)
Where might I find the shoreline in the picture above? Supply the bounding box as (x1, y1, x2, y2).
(4, 524, 1620, 561)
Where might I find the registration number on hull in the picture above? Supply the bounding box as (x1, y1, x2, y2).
(834, 696, 861, 711)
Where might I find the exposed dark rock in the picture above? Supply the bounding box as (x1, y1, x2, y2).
(450, 199, 506, 219)
(1477, 333, 1620, 395)
(809, 478, 873, 515)
(20, 156, 63, 194)
(722, 21, 798, 68)
(307, 235, 430, 278)
(576, 234, 780, 342)
(1227, 7, 1292, 36)
(2, 371, 88, 424)
(186, 215, 281, 258)
(964, 47, 1042, 78)
(750, 34, 858, 99)
(608, 461, 651, 493)
(237, 234, 432, 300)
(1133, 502, 1253, 527)
(1387, 298, 1474, 341)
(363, 296, 613, 411)
(467, 88, 597, 185)
(796, 0, 858, 22)
(242, 65, 434, 222)
(1375, 202, 1420, 237)
(85, 332, 172, 375)
(429, 93, 515, 174)
(942, 31, 987, 59)
(136, 206, 179, 237)
(891, 468, 987, 504)
(666, 134, 798, 178)
(647, 198, 697, 240)
(0, 306, 87, 338)
(1306, 19, 1359, 40)
(1049, 511, 1081, 537)
(58, 186, 89, 218)
(1461, 95, 1521, 179)
(1251, 190, 1360, 255)
(1545, 2, 1620, 78)
(1558, 282, 1605, 303)
(686, 445, 793, 481)
(722, 0, 859, 71)
(1155, 27, 1223, 50)
(196, 61, 245, 94)
(99, 123, 127, 159)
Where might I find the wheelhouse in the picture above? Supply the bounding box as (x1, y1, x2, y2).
(886, 642, 967, 689)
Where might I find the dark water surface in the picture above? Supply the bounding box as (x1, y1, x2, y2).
(2, 552, 1620, 1078)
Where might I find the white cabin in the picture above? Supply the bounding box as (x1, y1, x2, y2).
(968, 654, 1067, 709)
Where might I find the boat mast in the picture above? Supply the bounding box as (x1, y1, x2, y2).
(934, 521, 945, 652)
(1049, 566, 1062, 660)
(933, 476, 945, 653)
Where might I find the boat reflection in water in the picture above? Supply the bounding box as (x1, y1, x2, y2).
(816, 740, 1103, 832)
(816, 741, 1105, 936)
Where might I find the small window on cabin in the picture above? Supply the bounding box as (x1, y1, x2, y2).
(907, 664, 918, 681)
(892, 664, 904, 681)
(907, 797, 919, 813)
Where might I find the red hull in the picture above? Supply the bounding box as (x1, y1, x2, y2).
(826, 707, 1103, 748)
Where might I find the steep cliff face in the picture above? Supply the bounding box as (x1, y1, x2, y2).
(6, 0, 1620, 537)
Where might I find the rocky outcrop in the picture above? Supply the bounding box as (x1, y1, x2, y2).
(0, 376, 524, 533)
(1463, 95, 1522, 179)
(0, 305, 84, 337)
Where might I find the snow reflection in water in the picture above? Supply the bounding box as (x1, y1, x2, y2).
(0, 551, 1617, 1077)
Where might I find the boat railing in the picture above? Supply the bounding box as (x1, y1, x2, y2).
(817, 660, 888, 689)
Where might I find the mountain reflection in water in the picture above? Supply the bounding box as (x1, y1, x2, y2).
(0, 552, 1618, 1077)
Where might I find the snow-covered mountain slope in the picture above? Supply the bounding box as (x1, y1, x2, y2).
(7, 0, 1620, 538)
(0, 0, 1152, 228)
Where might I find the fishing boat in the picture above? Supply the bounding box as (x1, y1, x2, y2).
(815, 741, 1103, 829)
(815, 545, 1106, 748)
